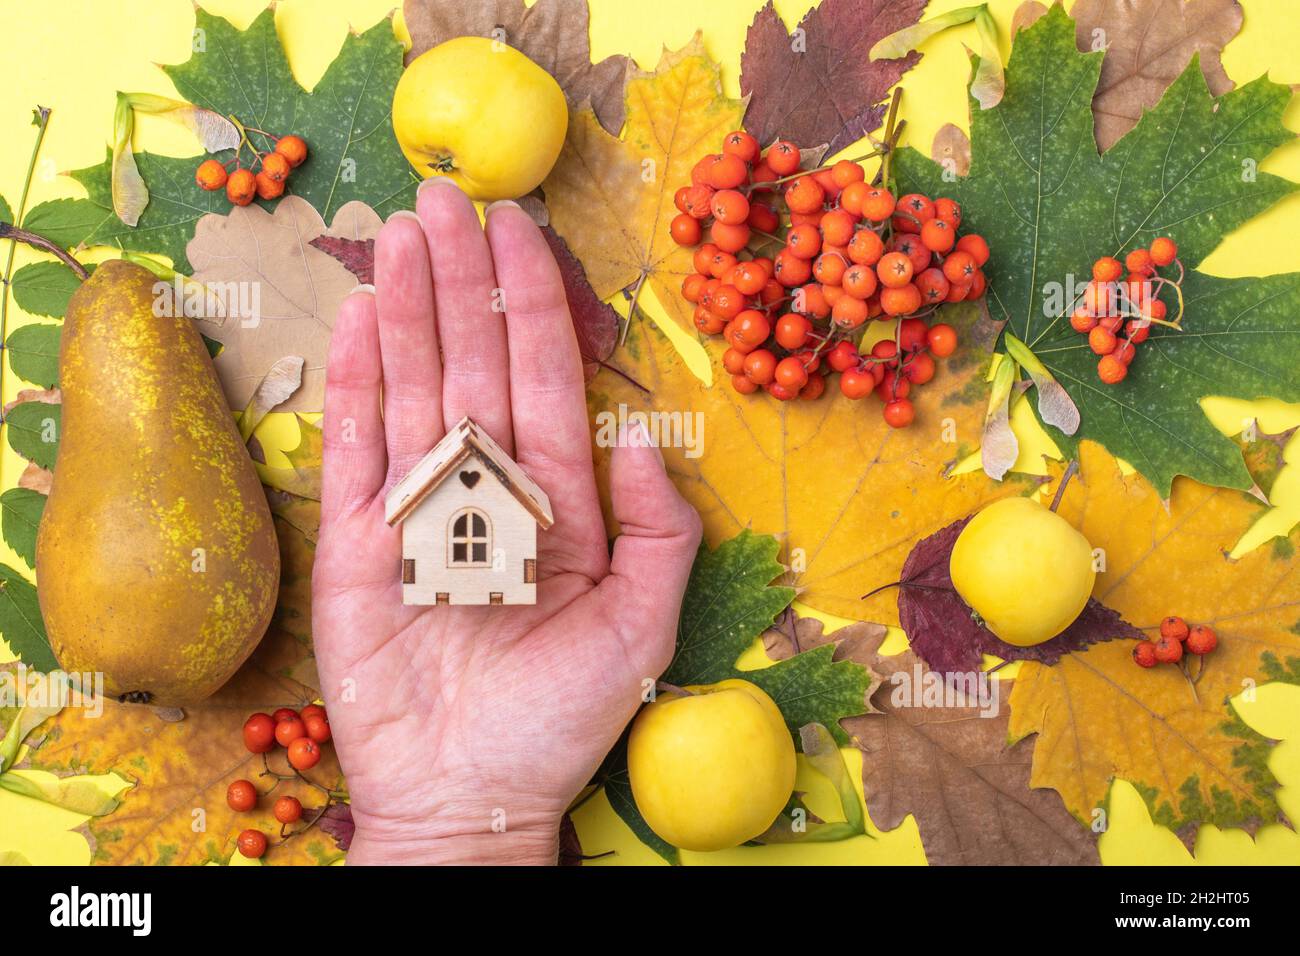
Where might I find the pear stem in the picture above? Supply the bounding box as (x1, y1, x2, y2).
(0, 222, 88, 280)
(655, 680, 693, 698)
(1049, 459, 1079, 513)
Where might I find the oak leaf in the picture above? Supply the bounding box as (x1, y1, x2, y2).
(739, 0, 926, 155)
(1008, 442, 1300, 844)
(764, 613, 1100, 865)
(403, 0, 632, 136)
(544, 35, 744, 339)
(187, 197, 381, 414)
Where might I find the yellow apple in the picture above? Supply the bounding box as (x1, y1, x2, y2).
(392, 36, 568, 201)
(627, 678, 796, 852)
(949, 496, 1096, 647)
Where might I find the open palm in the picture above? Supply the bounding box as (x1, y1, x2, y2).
(310, 181, 701, 864)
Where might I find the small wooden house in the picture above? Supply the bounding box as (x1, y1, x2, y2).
(384, 417, 554, 605)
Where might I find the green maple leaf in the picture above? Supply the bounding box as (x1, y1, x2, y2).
(23, 9, 417, 272)
(597, 530, 876, 864)
(895, 5, 1300, 496)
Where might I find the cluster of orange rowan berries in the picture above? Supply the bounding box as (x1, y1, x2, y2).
(1070, 236, 1181, 385)
(195, 134, 308, 207)
(1132, 615, 1218, 669)
(668, 130, 989, 426)
(229, 704, 332, 859)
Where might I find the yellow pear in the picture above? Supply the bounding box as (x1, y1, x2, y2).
(36, 260, 279, 705)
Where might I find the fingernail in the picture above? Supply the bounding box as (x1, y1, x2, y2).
(349, 283, 375, 296)
(385, 209, 421, 224)
(418, 175, 462, 196)
(484, 199, 520, 216)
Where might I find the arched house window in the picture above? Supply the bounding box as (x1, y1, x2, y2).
(449, 508, 491, 567)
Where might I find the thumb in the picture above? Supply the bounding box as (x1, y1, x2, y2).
(594, 423, 703, 673)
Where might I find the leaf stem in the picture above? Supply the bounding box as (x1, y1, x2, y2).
(1049, 459, 1078, 512)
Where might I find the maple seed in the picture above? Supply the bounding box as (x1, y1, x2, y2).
(1185, 624, 1218, 655)
(1132, 641, 1159, 669)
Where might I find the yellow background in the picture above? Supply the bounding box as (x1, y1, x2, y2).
(2, 0, 1300, 865)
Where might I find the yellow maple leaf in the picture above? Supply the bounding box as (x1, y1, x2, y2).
(1009, 441, 1300, 838)
(544, 33, 745, 337)
(589, 300, 1030, 619)
(26, 507, 342, 865)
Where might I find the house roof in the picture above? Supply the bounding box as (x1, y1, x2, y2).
(383, 417, 555, 529)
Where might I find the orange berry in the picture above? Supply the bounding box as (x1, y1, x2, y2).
(883, 398, 915, 429)
(1070, 307, 1098, 333)
(1088, 326, 1117, 355)
(955, 233, 990, 266)
(670, 213, 702, 246)
(860, 187, 896, 223)
(784, 176, 825, 214)
(800, 372, 826, 400)
(708, 152, 749, 189)
(786, 223, 822, 259)
(1092, 256, 1123, 283)
(237, 829, 269, 859)
(1097, 353, 1127, 384)
(814, 251, 847, 285)
(1149, 236, 1178, 267)
(747, 201, 779, 232)
(847, 229, 885, 267)
(287, 736, 322, 771)
(839, 367, 874, 399)
(839, 181, 869, 217)
(255, 170, 285, 201)
(842, 264, 878, 300)
(830, 160, 865, 188)
(1160, 616, 1190, 642)
(934, 197, 961, 226)
(926, 323, 957, 357)
(744, 349, 777, 385)
(1125, 247, 1154, 276)
(732, 373, 759, 394)
(710, 189, 750, 225)
(766, 140, 800, 176)
(774, 355, 809, 389)
(1153, 634, 1183, 664)
(774, 313, 811, 350)
(879, 283, 922, 316)
(831, 293, 869, 328)
(261, 151, 291, 182)
(876, 251, 914, 289)
(275, 134, 308, 167)
(919, 217, 955, 253)
(710, 220, 750, 254)
(773, 248, 812, 287)
(1186, 624, 1217, 655)
(1132, 641, 1158, 668)
(819, 208, 854, 247)
(225, 168, 257, 206)
(722, 129, 760, 163)
(195, 158, 228, 191)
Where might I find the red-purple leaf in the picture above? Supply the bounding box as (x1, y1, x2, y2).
(309, 236, 374, 286)
(318, 802, 355, 851)
(740, 0, 927, 156)
(541, 225, 619, 382)
(896, 516, 1144, 678)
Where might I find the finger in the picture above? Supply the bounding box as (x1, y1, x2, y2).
(321, 288, 386, 524)
(591, 425, 703, 676)
(374, 210, 443, 485)
(416, 179, 513, 453)
(484, 202, 608, 574)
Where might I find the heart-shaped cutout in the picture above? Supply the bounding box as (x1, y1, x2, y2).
(459, 470, 481, 489)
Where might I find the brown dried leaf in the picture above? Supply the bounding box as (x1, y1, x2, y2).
(763, 611, 1097, 865)
(17, 462, 53, 496)
(740, 0, 927, 155)
(3, 388, 60, 416)
(930, 123, 971, 177)
(403, 0, 632, 135)
(1012, 1, 1050, 34)
(241, 356, 305, 439)
(187, 197, 381, 414)
(1072, 0, 1244, 150)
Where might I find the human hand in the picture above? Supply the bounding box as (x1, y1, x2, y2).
(311, 180, 702, 865)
